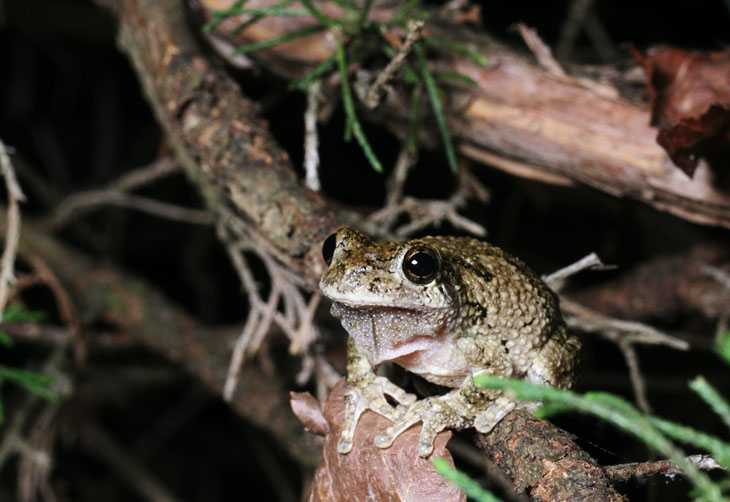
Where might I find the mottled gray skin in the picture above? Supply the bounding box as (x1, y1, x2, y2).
(319, 227, 580, 457)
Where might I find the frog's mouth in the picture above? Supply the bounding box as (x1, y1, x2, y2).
(330, 301, 449, 366)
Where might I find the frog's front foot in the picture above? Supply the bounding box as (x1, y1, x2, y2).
(374, 397, 471, 457)
(338, 376, 416, 454)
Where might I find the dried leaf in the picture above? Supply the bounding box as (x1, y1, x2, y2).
(290, 391, 330, 436)
(302, 379, 465, 502)
(632, 45, 730, 176)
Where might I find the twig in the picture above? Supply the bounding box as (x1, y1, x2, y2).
(617, 339, 652, 414)
(218, 219, 320, 401)
(603, 454, 725, 483)
(369, 167, 489, 238)
(304, 80, 323, 192)
(25, 253, 85, 365)
(45, 190, 213, 230)
(362, 20, 425, 109)
(555, 0, 593, 61)
(542, 252, 613, 291)
(0, 140, 25, 318)
(699, 262, 730, 290)
(561, 298, 689, 350)
(514, 23, 565, 77)
(42, 158, 209, 230)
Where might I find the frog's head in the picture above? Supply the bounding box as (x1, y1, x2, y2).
(318, 227, 453, 312)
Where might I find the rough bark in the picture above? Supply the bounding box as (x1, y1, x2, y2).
(477, 410, 626, 502)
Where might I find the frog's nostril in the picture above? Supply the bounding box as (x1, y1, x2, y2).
(322, 232, 337, 266)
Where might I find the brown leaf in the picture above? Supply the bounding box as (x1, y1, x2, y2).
(290, 391, 330, 436)
(303, 379, 465, 502)
(632, 45, 730, 176)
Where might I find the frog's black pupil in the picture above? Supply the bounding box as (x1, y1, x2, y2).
(406, 252, 435, 277)
(322, 233, 337, 265)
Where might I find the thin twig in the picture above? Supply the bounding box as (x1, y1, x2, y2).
(369, 167, 489, 238)
(542, 252, 613, 291)
(617, 339, 652, 414)
(515, 22, 566, 77)
(45, 190, 213, 230)
(363, 19, 425, 109)
(561, 298, 689, 350)
(555, 0, 593, 61)
(604, 454, 725, 483)
(42, 158, 207, 230)
(218, 219, 320, 400)
(304, 79, 323, 192)
(0, 140, 25, 318)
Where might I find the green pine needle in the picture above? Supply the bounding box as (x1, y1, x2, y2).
(650, 417, 730, 471)
(336, 39, 383, 172)
(0, 365, 58, 404)
(415, 42, 458, 174)
(293, 54, 336, 91)
(423, 37, 488, 67)
(232, 24, 327, 56)
(717, 330, 730, 366)
(300, 0, 337, 27)
(474, 376, 726, 502)
(432, 457, 504, 502)
(434, 70, 478, 87)
(690, 376, 730, 432)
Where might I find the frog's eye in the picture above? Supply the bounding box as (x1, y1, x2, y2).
(322, 232, 337, 266)
(402, 246, 440, 284)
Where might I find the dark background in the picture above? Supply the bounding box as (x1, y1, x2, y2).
(0, 1, 729, 500)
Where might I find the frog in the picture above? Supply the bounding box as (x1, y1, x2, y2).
(318, 227, 580, 457)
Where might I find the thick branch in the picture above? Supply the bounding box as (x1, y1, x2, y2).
(98, 0, 342, 290)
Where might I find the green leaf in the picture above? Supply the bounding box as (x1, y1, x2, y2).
(432, 457, 504, 502)
(336, 39, 383, 172)
(232, 24, 327, 56)
(415, 43, 458, 174)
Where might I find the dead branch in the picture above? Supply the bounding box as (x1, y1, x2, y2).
(199, 0, 730, 230)
(604, 454, 725, 483)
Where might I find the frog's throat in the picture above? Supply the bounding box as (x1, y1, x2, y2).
(331, 302, 450, 366)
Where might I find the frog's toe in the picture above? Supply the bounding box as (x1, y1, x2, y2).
(374, 376, 417, 406)
(474, 396, 515, 433)
(373, 412, 421, 449)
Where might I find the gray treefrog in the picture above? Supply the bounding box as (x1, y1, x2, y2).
(319, 227, 580, 457)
